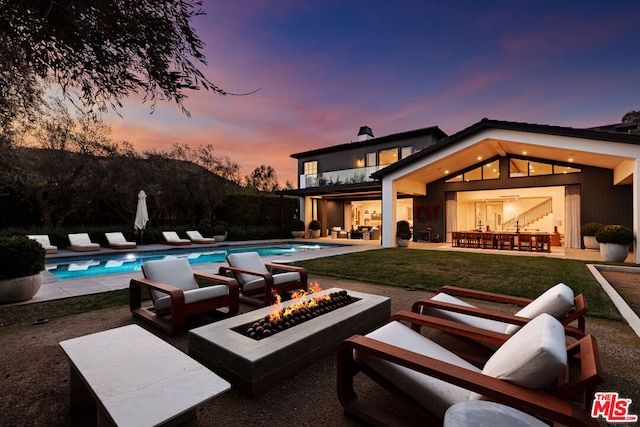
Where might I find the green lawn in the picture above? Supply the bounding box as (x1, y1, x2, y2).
(296, 248, 623, 321)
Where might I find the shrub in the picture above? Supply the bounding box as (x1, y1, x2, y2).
(212, 224, 227, 235)
(309, 220, 321, 230)
(291, 219, 306, 231)
(396, 220, 412, 240)
(580, 222, 603, 237)
(596, 225, 634, 245)
(0, 236, 46, 280)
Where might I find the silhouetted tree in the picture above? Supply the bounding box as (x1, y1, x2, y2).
(0, 0, 225, 128)
(244, 165, 280, 192)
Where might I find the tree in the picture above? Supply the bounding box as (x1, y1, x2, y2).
(0, 0, 225, 128)
(622, 110, 640, 123)
(244, 165, 280, 192)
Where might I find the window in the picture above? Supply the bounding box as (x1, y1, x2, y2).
(379, 148, 398, 165)
(400, 146, 413, 159)
(366, 152, 377, 167)
(509, 158, 581, 177)
(303, 161, 317, 177)
(445, 161, 499, 183)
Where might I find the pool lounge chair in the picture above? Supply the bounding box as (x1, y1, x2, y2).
(219, 251, 308, 306)
(411, 283, 587, 340)
(337, 312, 602, 427)
(105, 232, 137, 249)
(130, 258, 239, 335)
(162, 231, 191, 246)
(67, 233, 101, 252)
(27, 235, 58, 254)
(186, 230, 216, 244)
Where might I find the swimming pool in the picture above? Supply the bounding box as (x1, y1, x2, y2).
(46, 243, 343, 280)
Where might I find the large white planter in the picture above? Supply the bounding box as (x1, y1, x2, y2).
(583, 236, 599, 250)
(309, 229, 321, 238)
(599, 243, 629, 263)
(0, 272, 43, 304)
(291, 231, 305, 239)
(396, 238, 410, 247)
(213, 231, 227, 242)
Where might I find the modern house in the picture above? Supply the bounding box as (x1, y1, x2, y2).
(288, 125, 447, 237)
(287, 119, 640, 263)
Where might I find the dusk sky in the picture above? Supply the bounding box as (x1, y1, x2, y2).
(106, 1, 640, 186)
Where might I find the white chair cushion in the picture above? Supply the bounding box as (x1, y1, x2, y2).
(186, 230, 203, 240)
(504, 283, 574, 335)
(105, 232, 134, 245)
(358, 321, 477, 419)
(153, 284, 229, 311)
(162, 231, 189, 243)
(28, 235, 56, 250)
(142, 258, 199, 302)
(69, 233, 98, 247)
(427, 292, 509, 334)
(470, 313, 567, 400)
(227, 252, 269, 284)
(241, 272, 301, 292)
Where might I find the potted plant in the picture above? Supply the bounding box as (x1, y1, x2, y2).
(291, 219, 306, 238)
(580, 222, 603, 250)
(0, 236, 46, 304)
(396, 220, 412, 247)
(596, 224, 633, 262)
(309, 220, 321, 238)
(212, 223, 227, 242)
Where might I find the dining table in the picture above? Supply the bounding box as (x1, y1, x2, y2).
(451, 230, 551, 253)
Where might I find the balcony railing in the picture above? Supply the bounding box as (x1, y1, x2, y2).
(301, 166, 382, 188)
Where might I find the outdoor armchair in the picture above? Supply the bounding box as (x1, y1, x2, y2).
(412, 283, 587, 340)
(104, 232, 137, 249)
(130, 258, 239, 335)
(219, 251, 308, 306)
(337, 312, 602, 427)
(67, 233, 101, 252)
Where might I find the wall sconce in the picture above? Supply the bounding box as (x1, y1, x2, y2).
(356, 159, 364, 167)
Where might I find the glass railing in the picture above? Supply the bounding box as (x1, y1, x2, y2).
(302, 166, 382, 188)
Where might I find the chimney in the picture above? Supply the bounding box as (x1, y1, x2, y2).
(357, 126, 374, 141)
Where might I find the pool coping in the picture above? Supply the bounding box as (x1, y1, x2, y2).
(16, 239, 378, 306)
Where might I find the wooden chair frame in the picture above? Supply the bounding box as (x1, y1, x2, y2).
(337, 311, 602, 427)
(218, 262, 308, 306)
(130, 271, 239, 335)
(412, 285, 587, 337)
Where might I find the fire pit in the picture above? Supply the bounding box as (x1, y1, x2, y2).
(234, 289, 358, 340)
(189, 287, 390, 396)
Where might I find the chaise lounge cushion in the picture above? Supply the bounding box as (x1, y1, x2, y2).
(427, 283, 575, 335)
(186, 230, 216, 244)
(357, 313, 567, 420)
(162, 231, 191, 245)
(430, 292, 508, 334)
(27, 235, 58, 253)
(105, 232, 136, 248)
(143, 258, 229, 312)
(68, 233, 100, 251)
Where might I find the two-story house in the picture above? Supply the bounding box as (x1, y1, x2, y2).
(288, 125, 447, 237)
(287, 119, 640, 263)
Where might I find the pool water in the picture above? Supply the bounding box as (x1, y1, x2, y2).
(46, 243, 342, 280)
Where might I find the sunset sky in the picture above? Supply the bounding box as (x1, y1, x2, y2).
(105, 1, 640, 186)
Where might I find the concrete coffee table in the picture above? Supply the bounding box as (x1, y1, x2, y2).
(60, 324, 230, 427)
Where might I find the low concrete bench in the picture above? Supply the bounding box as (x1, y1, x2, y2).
(59, 324, 230, 427)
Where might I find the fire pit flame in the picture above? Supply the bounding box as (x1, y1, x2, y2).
(268, 282, 328, 323)
(238, 284, 358, 340)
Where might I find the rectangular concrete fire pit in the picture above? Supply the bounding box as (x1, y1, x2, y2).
(188, 288, 390, 396)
